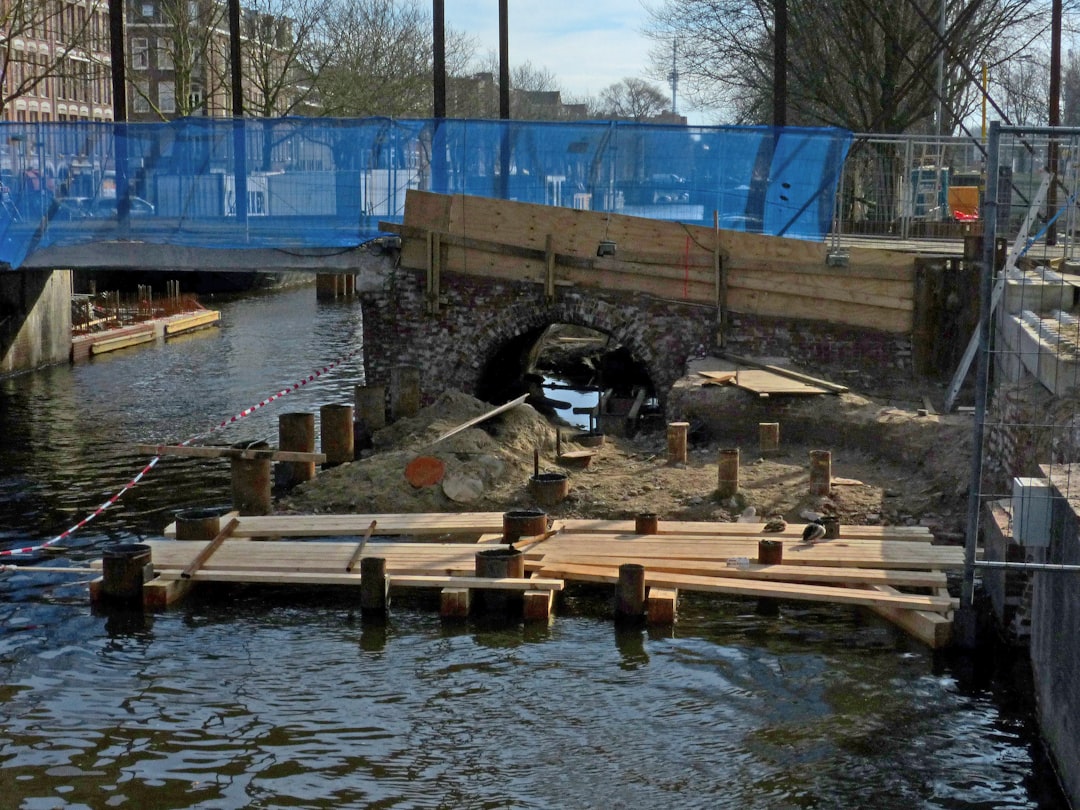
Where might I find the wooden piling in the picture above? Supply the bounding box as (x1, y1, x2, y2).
(667, 421, 689, 465)
(616, 563, 646, 621)
(635, 512, 659, 535)
(475, 547, 525, 616)
(390, 366, 421, 421)
(101, 543, 153, 603)
(717, 448, 740, 498)
(354, 384, 387, 432)
(320, 403, 354, 467)
(503, 509, 547, 543)
(821, 515, 840, 539)
(175, 507, 224, 541)
(809, 449, 832, 496)
(230, 457, 272, 516)
(759, 422, 780, 454)
(278, 412, 316, 488)
(359, 556, 388, 615)
(758, 539, 783, 565)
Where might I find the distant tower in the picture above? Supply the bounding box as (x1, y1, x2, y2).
(668, 38, 679, 114)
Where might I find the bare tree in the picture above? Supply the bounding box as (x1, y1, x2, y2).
(644, 0, 1060, 133)
(127, 0, 231, 120)
(240, 0, 335, 118)
(595, 77, 669, 121)
(1, 0, 108, 119)
(313, 0, 475, 118)
(995, 51, 1052, 126)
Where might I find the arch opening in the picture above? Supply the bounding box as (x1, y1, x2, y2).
(475, 323, 659, 433)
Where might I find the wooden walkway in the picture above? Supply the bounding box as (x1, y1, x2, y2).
(96, 512, 962, 648)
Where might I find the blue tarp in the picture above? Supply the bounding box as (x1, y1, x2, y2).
(0, 117, 852, 269)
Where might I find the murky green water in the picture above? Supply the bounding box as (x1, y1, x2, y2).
(0, 286, 1068, 809)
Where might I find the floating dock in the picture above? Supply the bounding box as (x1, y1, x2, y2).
(71, 306, 220, 362)
(88, 512, 963, 648)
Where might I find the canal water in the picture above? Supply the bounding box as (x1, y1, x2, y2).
(0, 286, 1069, 809)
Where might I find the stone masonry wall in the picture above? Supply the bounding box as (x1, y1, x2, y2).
(359, 264, 911, 410)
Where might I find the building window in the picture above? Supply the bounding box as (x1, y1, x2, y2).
(132, 81, 150, 113)
(157, 39, 173, 70)
(132, 38, 149, 70)
(141, 2, 155, 18)
(158, 81, 175, 113)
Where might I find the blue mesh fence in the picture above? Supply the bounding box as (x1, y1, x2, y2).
(0, 117, 852, 269)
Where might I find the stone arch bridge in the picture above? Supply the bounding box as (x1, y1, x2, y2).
(355, 191, 964, 413)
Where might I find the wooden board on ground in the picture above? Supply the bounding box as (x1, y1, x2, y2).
(726, 369, 833, 396)
(535, 563, 953, 613)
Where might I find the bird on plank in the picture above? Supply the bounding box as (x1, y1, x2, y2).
(802, 518, 827, 544)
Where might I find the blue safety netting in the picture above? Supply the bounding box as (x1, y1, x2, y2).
(0, 117, 852, 269)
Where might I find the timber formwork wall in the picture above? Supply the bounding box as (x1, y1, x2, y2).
(363, 191, 941, 403)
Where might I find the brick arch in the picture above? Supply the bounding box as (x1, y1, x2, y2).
(359, 271, 714, 409)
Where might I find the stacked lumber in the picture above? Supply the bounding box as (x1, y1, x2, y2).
(140, 512, 960, 647)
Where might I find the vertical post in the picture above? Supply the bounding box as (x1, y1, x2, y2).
(773, 0, 787, 127)
(354, 384, 387, 431)
(615, 563, 646, 621)
(230, 457, 272, 515)
(390, 366, 421, 421)
(498, 0, 510, 120)
(809, 450, 832, 496)
(667, 421, 689, 465)
(759, 422, 780, 454)
(278, 412, 316, 488)
(107, 0, 129, 228)
(175, 507, 225, 541)
(227, 0, 247, 223)
(360, 556, 388, 616)
(320, 403, 355, 467)
(432, 0, 446, 118)
(717, 448, 739, 498)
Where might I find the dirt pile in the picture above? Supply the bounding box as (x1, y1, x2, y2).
(278, 386, 972, 539)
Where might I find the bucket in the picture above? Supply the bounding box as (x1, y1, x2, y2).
(528, 472, 569, 507)
(102, 543, 153, 601)
(175, 507, 228, 541)
(503, 509, 548, 544)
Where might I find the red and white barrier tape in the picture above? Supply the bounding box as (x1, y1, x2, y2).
(1, 348, 360, 560)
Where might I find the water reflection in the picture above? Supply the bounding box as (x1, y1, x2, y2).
(0, 287, 1068, 809)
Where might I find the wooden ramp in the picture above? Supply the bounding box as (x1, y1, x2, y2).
(104, 512, 961, 648)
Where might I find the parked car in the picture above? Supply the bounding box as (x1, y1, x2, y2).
(54, 196, 92, 220)
(89, 196, 155, 218)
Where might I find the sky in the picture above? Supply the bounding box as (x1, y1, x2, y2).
(443, 1, 703, 121)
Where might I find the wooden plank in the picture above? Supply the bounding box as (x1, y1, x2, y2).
(728, 269, 914, 312)
(862, 584, 953, 648)
(556, 519, 932, 540)
(526, 555, 948, 588)
(180, 517, 239, 579)
(728, 369, 831, 395)
(535, 563, 952, 612)
(137, 444, 327, 463)
(90, 329, 156, 354)
(720, 352, 850, 393)
(154, 569, 563, 590)
(164, 309, 219, 335)
(163, 512, 508, 538)
(430, 394, 528, 444)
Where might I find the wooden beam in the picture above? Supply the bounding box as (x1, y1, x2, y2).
(345, 519, 378, 572)
(429, 394, 529, 445)
(136, 444, 327, 463)
(717, 353, 849, 393)
(180, 516, 239, 579)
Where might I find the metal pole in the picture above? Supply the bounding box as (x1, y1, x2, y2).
(962, 120, 1001, 610)
(107, 0, 129, 227)
(228, 0, 247, 223)
(1047, 0, 1062, 245)
(773, 0, 787, 127)
(498, 0, 510, 120)
(935, 0, 946, 134)
(432, 0, 446, 118)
